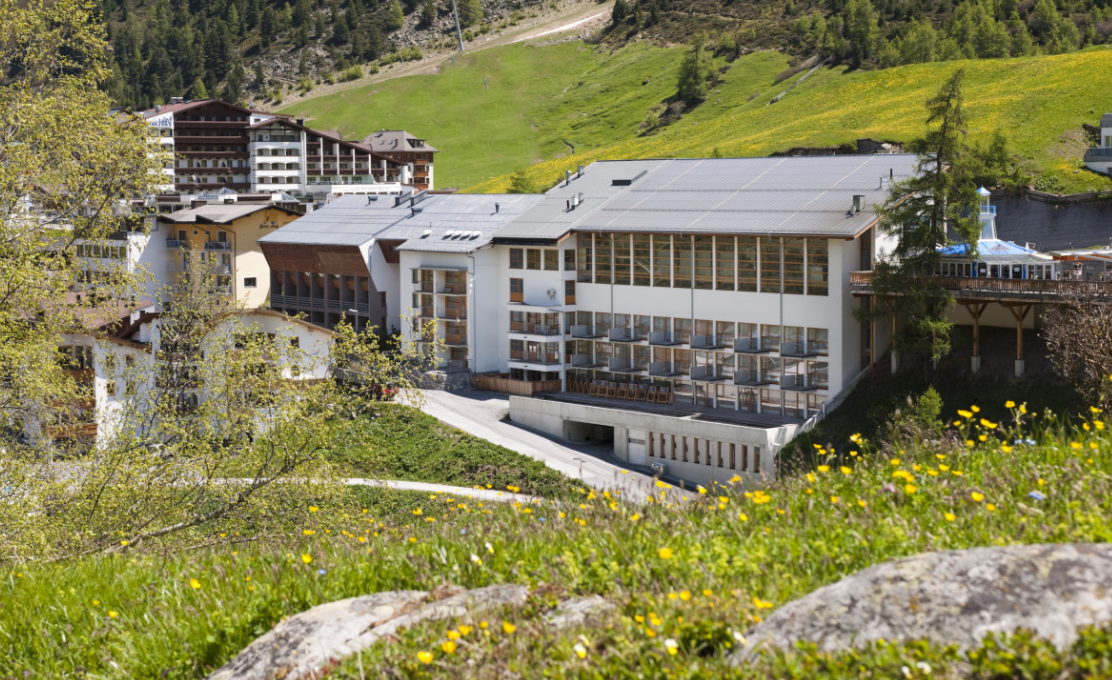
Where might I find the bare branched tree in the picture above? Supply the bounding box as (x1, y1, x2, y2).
(1042, 290, 1112, 409)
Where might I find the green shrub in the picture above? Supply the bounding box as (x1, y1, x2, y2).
(342, 65, 363, 81)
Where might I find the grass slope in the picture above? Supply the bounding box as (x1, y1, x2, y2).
(280, 41, 688, 190)
(5, 403, 1112, 677)
(286, 36, 1112, 194)
(474, 46, 1112, 194)
(333, 404, 579, 498)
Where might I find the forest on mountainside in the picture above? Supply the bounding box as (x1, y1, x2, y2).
(103, 0, 1112, 111)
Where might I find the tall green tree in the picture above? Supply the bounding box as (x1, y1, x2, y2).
(864, 68, 982, 367)
(457, 0, 482, 27)
(675, 32, 716, 102)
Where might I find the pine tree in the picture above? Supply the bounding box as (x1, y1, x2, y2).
(675, 33, 715, 102)
(864, 68, 982, 367)
(420, 0, 435, 26)
(457, 0, 482, 27)
(611, 0, 629, 26)
(253, 60, 266, 88)
(192, 77, 208, 98)
(844, 0, 878, 66)
(314, 12, 326, 36)
(388, 0, 405, 30)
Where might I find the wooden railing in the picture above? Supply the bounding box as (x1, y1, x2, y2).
(472, 374, 562, 396)
(849, 271, 1112, 298)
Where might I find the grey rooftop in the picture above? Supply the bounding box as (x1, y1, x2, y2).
(493, 155, 919, 242)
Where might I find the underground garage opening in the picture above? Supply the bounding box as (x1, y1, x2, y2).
(564, 420, 614, 446)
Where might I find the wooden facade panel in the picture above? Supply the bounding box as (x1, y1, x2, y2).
(260, 243, 368, 276)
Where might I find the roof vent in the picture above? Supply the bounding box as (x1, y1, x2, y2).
(577, 165, 585, 178)
(421, 229, 431, 238)
(851, 195, 865, 214)
(565, 170, 571, 186)
(444, 230, 455, 238)
(367, 195, 378, 205)
(495, 202, 500, 213)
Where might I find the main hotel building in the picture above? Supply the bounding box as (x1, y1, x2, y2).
(261, 155, 910, 485)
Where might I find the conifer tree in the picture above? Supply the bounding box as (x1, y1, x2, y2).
(864, 68, 982, 367)
(457, 0, 482, 27)
(675, 32, 715, 102)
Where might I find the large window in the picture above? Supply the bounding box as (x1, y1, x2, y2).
(674, 318, 692, 343)
(673, 236, 692, 288)
(510, 248, 523, 269)
(633, 235, 651, 286)
(694, 236, 714, 290)
(738, 237, 758, 292)
(761, 324, 781, 351)
(544, 249, 559, 271)
(526, 249, 541, 270)
(576, 236, 593, 283)
(808, 327, 829, 355)
(510, 278, 523, 303)
(595, 236, 612, 285)
(784, 238, 805, 294)
(716, 236, 735, 291)
(634, 315, 650, 340)
(807, 239, 829, 296)
(595, 312, 612, 336)
(614, 234, 631, 285)
(760, 237, 781, 293)
(653, 235, 671, 287)
(564, 248, 576, 271)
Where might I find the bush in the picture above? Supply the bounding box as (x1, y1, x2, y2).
(342, 65, 363, 81)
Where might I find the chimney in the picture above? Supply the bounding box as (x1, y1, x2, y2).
(191, 199, 206, 209)
(577, 164, 585, 178)
(297, 118, 305, 126)
(851, 195, 865, 214)
(170, 97, 184, 105)
(890, 168, 894, 180)
(565, 170, 571, 186)
(495, 202, 500, 213)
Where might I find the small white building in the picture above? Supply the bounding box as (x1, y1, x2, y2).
(1083, 113, 1112, 175)
(26, 309, 335, 448)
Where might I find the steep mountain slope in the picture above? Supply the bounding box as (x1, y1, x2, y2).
(286, 39, 1112, 194)
(103, 0, 1112, 111)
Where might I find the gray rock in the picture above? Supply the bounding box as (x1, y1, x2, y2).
(544, 595, 616, 629)
(732, 543, 1112, 662)
(208, 584, 529, 680)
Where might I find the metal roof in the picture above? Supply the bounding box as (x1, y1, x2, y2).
(258, 193, 544, 252)
(158, 203, 300, 225)
(493, 155, 920, 241)
(1101, 113, 1112, 128)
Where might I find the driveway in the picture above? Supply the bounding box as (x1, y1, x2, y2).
(415, 390, 696, 502)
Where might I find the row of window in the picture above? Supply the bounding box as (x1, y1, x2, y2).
(76, 244, 126, 260)
(575, 234, 829, 296)
(177, 160, 247, 168)
(256, 163, 300, 171)
(571, 312, 829, 353)
(255, 148, 301, 156)
(567, 372, 827, 415)
(509, 248, 563, 271)
(935, 261, 1058, 280)
(647, 434, 760, 473)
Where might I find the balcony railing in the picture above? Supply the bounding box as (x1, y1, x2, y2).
(511, 323, 561, 336)
(733, 369, 771, 387)
(648, 331, 681, 346)
(608, 328, 640, 343)
(203, 241, 231, 251)
(780, 341, 820, 358)
(849, 270, 1112, 299)
(780, 374, 817, 392)
(166, 239, 191, 249)
(1084, 147, 1112, 161)
(439, 308, 467, 320)
(690, 365, 726, 382)
(648, 361, 682, 377)
(571, 324, 604, 339)
(734, 338, 771, 354)
(445, 334, 467, 346)
(438, 284, 467, 295)
(691, 334, 727, 350)
(509, 352, 561, 366)
(414, 281, 434, 293)
(608, 357, 642, 373)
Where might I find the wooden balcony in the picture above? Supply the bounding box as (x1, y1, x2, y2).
(472, 373, 562, 396)
(44, 423, 98, 439)
(849, 271, 1112, 301)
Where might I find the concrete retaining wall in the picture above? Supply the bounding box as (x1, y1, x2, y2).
(509, 396, 793, 487)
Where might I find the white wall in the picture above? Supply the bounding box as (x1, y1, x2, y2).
(366, 240, 401, 331)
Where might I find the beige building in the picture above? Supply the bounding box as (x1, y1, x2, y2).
(159, 203, 302, 308)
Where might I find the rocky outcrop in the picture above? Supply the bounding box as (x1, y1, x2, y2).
(208, 584, 528, 680)
(732, 543, 1112, 663)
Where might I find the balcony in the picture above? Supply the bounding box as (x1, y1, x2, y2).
(648, 361, 682, 377)
(571, 353, 603, 369)
(780, 341, 820, 358)
(203, 242, 231, 251)
(213, 264, 232, 275)
(1084, 147, 1112, 162)
(417, 306, 435, 318)
(733, 369, 772, 387)
(438, 284, 467, 295)
(691, 334, 728, 350)
(510, 323, 561, 336)
(648, 331, 681, 346)
(848, 270, 1112, 302)
(177, 151, 250, 159)
(608, 328, 641, 343)
(608, 357, 643, 374)
(439, 308, 467, 321)
(571, 324, 604, 339)
(734, 338, 771, 354)
(509, 351, 561, 366)
(166, 259, 188, 272)
(780, 374, 817, 392)
(690, 365, 726, 382)
(445, 334, 468, 347)
(165, 239, 191, 249)
(413, 281, 434, 293)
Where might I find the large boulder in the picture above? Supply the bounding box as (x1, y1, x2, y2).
(732, 543, 1112, 662)
(209, 584, 529, 680)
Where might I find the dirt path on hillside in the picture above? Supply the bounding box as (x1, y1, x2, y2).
(280, 0, 614, 114)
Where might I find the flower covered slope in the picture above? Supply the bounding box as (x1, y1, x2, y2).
(4, 402, 1112, 678)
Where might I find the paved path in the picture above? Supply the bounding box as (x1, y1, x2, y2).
(341, 477, 539, 504)
(413, 390, 695, 502)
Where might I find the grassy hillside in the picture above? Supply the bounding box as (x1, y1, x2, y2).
(5, 403, 1112, 677)
(280, 40, 695, 189)
(286, 40, 1112, 194)
(473, 45, 1112, 194)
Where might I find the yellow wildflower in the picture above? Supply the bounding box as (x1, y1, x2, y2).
(658, 547, 674, 560)
(417, 651, 433, 664)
